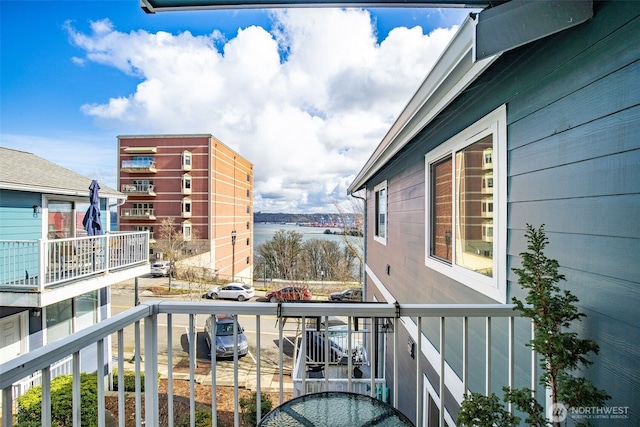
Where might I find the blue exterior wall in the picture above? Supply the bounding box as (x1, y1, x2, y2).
(1, 189, 113, 371)
(363, 1, 640, 424)
(0, 190, 43, 240)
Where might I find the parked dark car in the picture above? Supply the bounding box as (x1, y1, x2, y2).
(204, 314, 249, 359)
(264, 286, 312, 303)
(328, 288, 362, 302)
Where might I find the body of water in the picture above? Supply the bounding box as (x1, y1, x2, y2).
(254, 223, 349, 247)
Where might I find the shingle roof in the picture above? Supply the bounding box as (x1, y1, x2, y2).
(0, 147, 123, 199)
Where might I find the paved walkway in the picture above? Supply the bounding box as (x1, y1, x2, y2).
(116, 351, 293, 394)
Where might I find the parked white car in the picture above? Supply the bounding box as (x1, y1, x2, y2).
(150, 260, 171, 277)
(205, 282, 255, 301)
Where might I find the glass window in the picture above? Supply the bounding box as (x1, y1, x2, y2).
(76, 290, 97, 331)
(182, 197, 192, 217)
(454, 136, 493, 276)
(425, 106, 506, 302)
(182, 151, 193, 171)
(374, 181, 387, 244)
(132, 180, 154, 193)
(183, 174, 192, 190)
(46, 299, 72, 343)
(47, 201, 73, 239)
(122, 156, 154, 169)
(132, 203, 153, 216)
(430, 158, 453, 262)
(183, 221, 192, 240)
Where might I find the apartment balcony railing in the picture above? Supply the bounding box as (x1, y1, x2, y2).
(121, 208, 156, 220)
(121, 183, 156, 196)
(120, 160, 157, 173)
(0, 302, 533, 427)
(0, 232, 149, 291)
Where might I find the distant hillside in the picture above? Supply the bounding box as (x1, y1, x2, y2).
(254, 212, 361, 227)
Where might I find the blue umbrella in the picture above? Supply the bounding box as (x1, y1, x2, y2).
(82, 180, 103, 236)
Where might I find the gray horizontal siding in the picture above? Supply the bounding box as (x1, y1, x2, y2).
(509, 105, 640, 177)
(364, 1, 640, 423)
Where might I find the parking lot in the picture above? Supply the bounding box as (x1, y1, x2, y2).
(110, 275, 319, 392)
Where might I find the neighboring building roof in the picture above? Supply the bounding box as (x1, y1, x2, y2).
(0, 147, 124, 199)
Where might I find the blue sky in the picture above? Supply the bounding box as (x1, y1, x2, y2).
(1, 1, 474, 212)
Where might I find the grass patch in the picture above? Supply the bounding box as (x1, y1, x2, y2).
(147, 286, 192, 296)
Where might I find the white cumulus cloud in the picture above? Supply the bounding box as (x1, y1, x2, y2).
(66, 8, 460, 213)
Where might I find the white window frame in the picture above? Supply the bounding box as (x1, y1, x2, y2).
(182, 173, 192, 195)
(182, 221, 192, 241)
(182, 197, 192, 218)
(182, 150, 192, 171)
(373, 180, 388, 245)
(425, 105, 507, 303)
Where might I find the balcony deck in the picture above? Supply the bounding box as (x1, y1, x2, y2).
(0, 301, 534, 427)
(0, 232, 150, 306)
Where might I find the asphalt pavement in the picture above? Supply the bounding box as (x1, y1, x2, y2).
(110, 276, 294, 394)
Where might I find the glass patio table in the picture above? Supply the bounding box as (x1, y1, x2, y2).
(258, 391, 414, 426)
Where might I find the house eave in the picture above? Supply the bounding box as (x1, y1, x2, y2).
(347, 14, 499, 194)
(0, 182, 126, 201)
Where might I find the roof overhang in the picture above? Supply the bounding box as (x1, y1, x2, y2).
(141, 0, 505, 12)
(0, 182, 127, 201)
(347, 14, 499, 194)
(347, 0, 592, 194)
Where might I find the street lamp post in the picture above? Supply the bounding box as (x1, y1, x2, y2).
(231, 230, 237, 281)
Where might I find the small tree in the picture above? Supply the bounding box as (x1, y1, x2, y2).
(457, 224, 609, 427)
(335, 199, 364, 283)
(154, 217, 194, 290)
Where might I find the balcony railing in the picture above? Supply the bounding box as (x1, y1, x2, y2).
(120, 160, 157, 173)
(0, 232, 149, 291)
(0, 301, 533, 427)
(121, 183, 156, 196)
(121, 208, 156, 220)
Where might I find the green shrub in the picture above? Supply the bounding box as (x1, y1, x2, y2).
(112, 368, 153, 392)
(17, 373, 98, 427)
(176, 409, 227, 427)
(239, 392, 272, 426)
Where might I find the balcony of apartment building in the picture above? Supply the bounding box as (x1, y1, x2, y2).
(121, 207, 156, 220)
(0, 300, 532, 427)
(120, 158, 157, 174)
(121, 182, 156, 197)
(0, 231, 150, 307)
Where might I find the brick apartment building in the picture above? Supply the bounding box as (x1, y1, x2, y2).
(117, 134, 253, 283)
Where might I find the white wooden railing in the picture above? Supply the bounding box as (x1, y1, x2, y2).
(0, 302, 533, 427)
(0, 232, 149, 290)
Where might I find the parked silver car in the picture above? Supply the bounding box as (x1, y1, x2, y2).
(204, 314, 249, 359)
(150, 260, 171, 277)
(205, 282, 255, 301)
